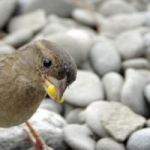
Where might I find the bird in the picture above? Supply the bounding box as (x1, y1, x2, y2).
(0, 39, 77, 149)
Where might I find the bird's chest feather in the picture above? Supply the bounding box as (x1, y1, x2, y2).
(0, 76, 46, 127)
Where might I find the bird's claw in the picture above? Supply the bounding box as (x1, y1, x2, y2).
(24, 121, 53, 150)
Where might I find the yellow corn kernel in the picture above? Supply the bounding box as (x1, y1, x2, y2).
(47, 84, 57, 97)
(60, 97, 64, 103)
(47, 84, 64, 103)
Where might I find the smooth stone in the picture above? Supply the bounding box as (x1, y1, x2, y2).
(0, 0, 17, 29)
(101, 102, 146, 141)
(64, 70, 104, 107)
(81, 101, 111, 137)
(0, 45, 15, 54)
(144, 84, 150, 104)
(115, 31, 144, 60)
(144, 33, 150, 61)
(101, 14, 145, 37)
(8, 9, 46, 33)
(65, 108, 83, 124)
(0, 108, 67, 150)
(98, 0, 136, 17)
(121, 69, 150, 117)
(136, 69, 150, 84)
(102, 72, 124, 102)
(47, 29, 93, 67)
(2, 29, 33, 48)
(39, 98, 63, 114)
(18, 0, 76, 17)
(127, 128, 150, 150)
(80, 60, 95, 72)
(96, 138, 126, 150)
(90, 40, 121, 76)
(122, 58, 150, 70)
(63, 124, 96, 150)
(72, 8, 104, 27)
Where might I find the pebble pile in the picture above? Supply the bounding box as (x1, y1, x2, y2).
(1, 0, 150, 150)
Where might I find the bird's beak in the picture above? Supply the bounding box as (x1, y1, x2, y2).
(42, 75, 67, 103)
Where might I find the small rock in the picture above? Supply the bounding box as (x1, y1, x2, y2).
(65, 108, 83, 124)
(0, 108, 67, 150)
(122, 58, 150, 70)
(96, 138, 126, 150)
(8, 9, 46, 33)
(115, 31, 144, 60)
(18, 0, 76, 17)
(82, 101, 111, 137)
(127, 128, 150, 150)
(121, 69, 150, 117)
(102, 72, 124, 102)
(144, 84, 150, 104)
(0, 0, 17, 29)
(47, 29, 93, 67)
(63, 124, 96, 150)
(39, 98, 63, 114)
(101, 102, 146, 141)
(64, 70, 104, 107)
(136, 69, 150, 84)
(0, 45, 15, 54)
(101, 14, 145, 37)
(90, 40, 121, 76)
(2, 29, 33, 48)
(72, 8, 103, 27)
(98, 0, 136, 17)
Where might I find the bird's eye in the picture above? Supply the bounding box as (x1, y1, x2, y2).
(43, 59, 52, 68)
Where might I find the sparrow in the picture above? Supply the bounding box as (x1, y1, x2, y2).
(0, 39, 77, 149)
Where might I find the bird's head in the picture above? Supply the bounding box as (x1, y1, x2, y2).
(19, 40, 77, 103)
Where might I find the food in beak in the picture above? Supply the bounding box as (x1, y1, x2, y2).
(42, 75, 67, 103)
(47, 85, 64, 103)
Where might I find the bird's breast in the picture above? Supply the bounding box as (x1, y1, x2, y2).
(0, 76, 46, 127)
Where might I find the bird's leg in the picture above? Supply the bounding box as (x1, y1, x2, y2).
(24, 121, 53, 150)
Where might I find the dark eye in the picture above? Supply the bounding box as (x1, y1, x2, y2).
(43, 59, 52, 68)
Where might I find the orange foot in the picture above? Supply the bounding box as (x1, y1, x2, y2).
(24, 121, 54, 150)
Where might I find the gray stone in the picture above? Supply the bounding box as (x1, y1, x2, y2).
(63, 124, 96, 150)
(82, 101, 111, 137)
(2, 29, 33, 48)
(0, 0, 17, 29)
(0, 45, 15, 54)
(64, 70, 104, 107)
(18, 0, 76, 17)
(144, 33, 150, 61)
(8, 9, 46, 33)
(65, 108, 83, 124)
(47, 29, 93, 67)
(0, 108, 67, 150)
(39, 98, 63, 114)
(96, 138, 126, 150)
(102, 72, 124, 102)
(144, 84, 150, 104)
(101, 102, 146, 141)
(122, 58, 150, 70)
(126, 0, 149, 11)
(127, 128, 150, 150)
(121, 69, 150, 117)
(136, 69, 150, 84)
(72, 8, 104, 27)
(101, 14, 145, 37)
(98, 0, 136, 17)
(90, 40, 121, 76)
(115, 31, 144, 60)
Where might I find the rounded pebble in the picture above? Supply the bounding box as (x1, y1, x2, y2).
(64, 70, 104, 107)
(90, 40, 121, 76)
(102, 72, 124, 102)
(63, 124, 96, 150)
(96, 138, 126, 150)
